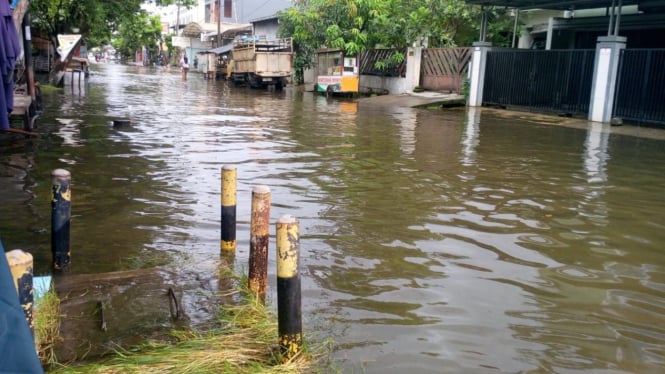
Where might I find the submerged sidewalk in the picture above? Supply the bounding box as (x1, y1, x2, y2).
(356, 91, 465, 108)
(355, 90, 665, 141)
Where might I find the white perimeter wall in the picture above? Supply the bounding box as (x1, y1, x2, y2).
(360, 75, 407, 95)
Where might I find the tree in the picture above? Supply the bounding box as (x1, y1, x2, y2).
(113, 11, 163, 62)
(147, 0, 196, 7)
(30, 0, 144, 48)
(278, 0, 388, 83)
(278, 0, 517, 78)
(145, 0, 197, 34)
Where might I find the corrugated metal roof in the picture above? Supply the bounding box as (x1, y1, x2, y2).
(198, 43, 234, 55)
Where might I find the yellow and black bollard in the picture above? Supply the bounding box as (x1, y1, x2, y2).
(276, 214, 303, 362)
(6, 249, 34, 332)
(51, 168, 72, 271)
(221, 165, 237, 254)
(248, 185, 270, 302)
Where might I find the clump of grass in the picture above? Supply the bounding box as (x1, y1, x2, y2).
(49, 275, 328, 373)
(37, 84, 64, 93)
(34, 285, 62, 367)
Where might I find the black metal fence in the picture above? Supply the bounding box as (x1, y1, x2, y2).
(483, 49, 595, 115)
(614, 49, 665, 126)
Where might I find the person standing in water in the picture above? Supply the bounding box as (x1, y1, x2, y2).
(180, 55, 190, 80)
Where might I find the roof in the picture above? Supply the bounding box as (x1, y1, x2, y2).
(198, 43, 234, 55)
(200, 24, 252, 41)
(182, 22, 251, 38)
(249, 14, 279, 23)
(181, 22, 203, 37)
(464, 0, 643, 10)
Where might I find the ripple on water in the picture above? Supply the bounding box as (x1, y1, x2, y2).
(16, 63, 665, 372)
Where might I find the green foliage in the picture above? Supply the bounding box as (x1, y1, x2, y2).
(29, 0, 173, 66)
(30, 0, 144, 47)
(148, 0, 197, 7)
(278, 0, 520, 74)
(463, 78, 470, 101)
(374, 51, 404, 71)
(114, 11, 163, 61)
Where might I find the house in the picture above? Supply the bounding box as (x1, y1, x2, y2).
(158, 0, 290, 35)
(155, 0, 289, 65)
(465, 0, 665, 126)
(514, 3, 665, 49)
(250, 14, 280, 41)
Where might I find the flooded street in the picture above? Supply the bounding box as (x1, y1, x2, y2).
(2, 63, 665, 373)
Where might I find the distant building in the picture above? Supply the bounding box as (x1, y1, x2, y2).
(156, 0, 291, 35)
(251, 15, 280, 40)
(223, 0, 291, 24)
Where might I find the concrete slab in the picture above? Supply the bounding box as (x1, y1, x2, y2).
(357, 92, 465, 109)
(52, 267, 236, 362)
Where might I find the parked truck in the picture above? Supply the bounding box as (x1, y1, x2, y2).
(230, 37, 293, 90)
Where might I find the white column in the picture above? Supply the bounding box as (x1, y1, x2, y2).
(589, 36, 626, 123)
(405, 47, 422, 93)
(468, 41, 492, 107)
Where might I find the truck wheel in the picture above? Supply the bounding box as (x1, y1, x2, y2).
(249, 76, 261, 89)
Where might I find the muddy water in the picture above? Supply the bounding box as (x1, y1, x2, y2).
(1, 63, 665, 373)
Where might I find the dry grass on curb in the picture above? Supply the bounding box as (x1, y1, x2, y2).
(41, 277, 327, 374)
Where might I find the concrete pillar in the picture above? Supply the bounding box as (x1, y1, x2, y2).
(545, 17, 554, 50)
(405, 47, 422, 92)
(468, 42, 492, 107)
(589, 36, 626, 123)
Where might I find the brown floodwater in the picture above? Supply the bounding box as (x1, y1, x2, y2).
(1, 63, 664, 373)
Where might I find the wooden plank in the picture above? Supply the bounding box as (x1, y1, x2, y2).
(420, 47, 472, 93)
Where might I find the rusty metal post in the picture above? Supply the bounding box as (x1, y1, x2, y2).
(6, 249, 34, 333)
(51, 168, 71, 271)
(248, 185, 270, 301)
(221, 165, 237, 254)
(276, 214, 302, 361)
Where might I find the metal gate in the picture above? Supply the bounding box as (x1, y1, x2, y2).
(483, 49, 595, 115)
(614, 49, 665, 126)
(420, 48, 471, 93)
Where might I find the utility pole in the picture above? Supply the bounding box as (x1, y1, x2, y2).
(176, 3, 181, 37)
(216, 0, 221, 47)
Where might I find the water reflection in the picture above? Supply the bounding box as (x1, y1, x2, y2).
(1, 64, 664, 372)
(461, 106, 480, 167)
(583, 122, 610, 183)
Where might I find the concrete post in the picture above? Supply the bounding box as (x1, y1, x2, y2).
(6, 250, 34, 333)
(468, 42, 492, 107)
(221, 165, 237, 254)
(545, 17, 554, 50)
(589, 36, 626, 123)
(405, 47, 422, 92)
(276, 214, 302, 362)
(51, 168, 71, 272)
(248, 185, 271, 302)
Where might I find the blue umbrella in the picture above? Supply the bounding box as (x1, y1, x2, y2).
(0, 0, 21, 130)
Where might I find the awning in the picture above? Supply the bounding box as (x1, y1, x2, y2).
(198, 43, 234, 55)
(199, 24, 252, 41)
